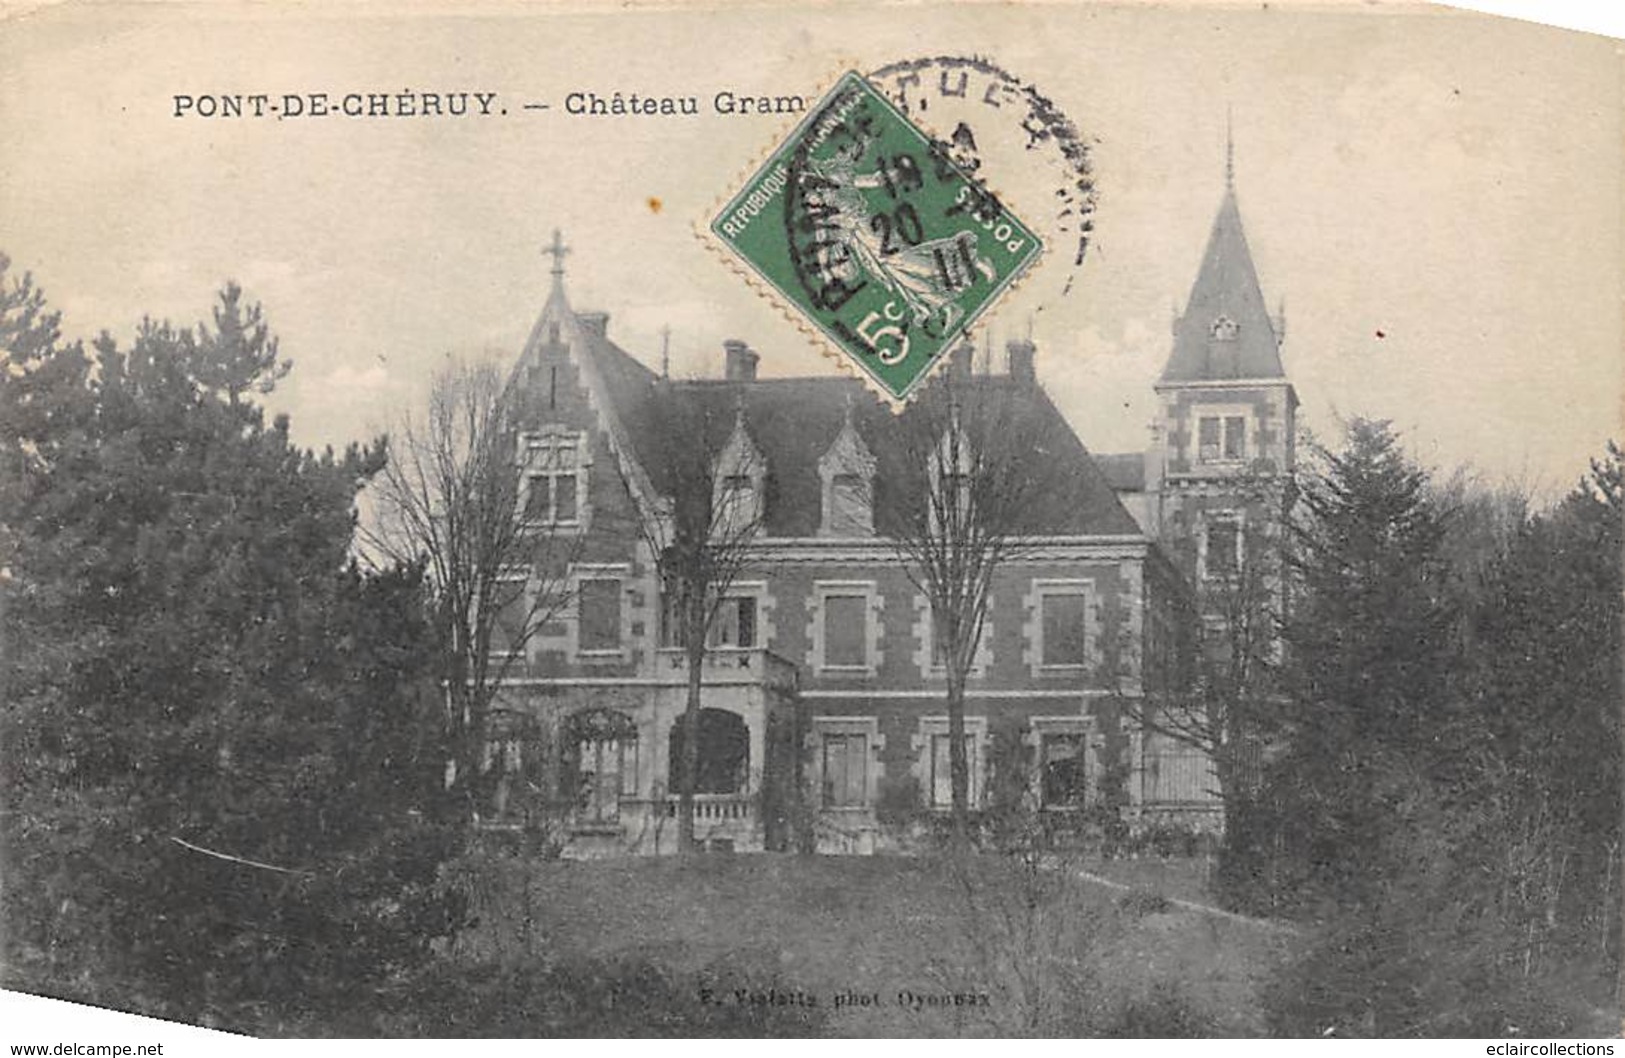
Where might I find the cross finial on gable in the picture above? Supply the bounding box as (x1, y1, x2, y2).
(544, 228, 571, 283)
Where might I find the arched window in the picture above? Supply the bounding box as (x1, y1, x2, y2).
(565, 709, 639, 823)
(482, 709, 546, 823)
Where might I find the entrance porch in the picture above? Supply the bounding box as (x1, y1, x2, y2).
(480, 646, 801, 857)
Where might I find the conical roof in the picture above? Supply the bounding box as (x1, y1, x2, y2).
(1161, 187, 1284, 383)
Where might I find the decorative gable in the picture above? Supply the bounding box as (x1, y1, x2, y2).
(713, 404, 766, 536)
(817, 406, 877, 537)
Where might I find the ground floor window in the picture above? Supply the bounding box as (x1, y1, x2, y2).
(821, 732, 868, 807)
(1040, 732, 1089, 808)
(566, 709, 639, 824)
(929, 732, 982, 809)
(482, 736, 525, 819)
(574, 735, 637, 822)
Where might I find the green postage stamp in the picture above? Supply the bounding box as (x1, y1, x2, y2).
(710, 71, 1042, 403)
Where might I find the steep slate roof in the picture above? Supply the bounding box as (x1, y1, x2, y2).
(1094, 452, 1146, 492)
(529, 270, 1142, 539)
(610, 371, 1142, 539)
(581, 321, 661, 439)
(1161, 186, 1285, 383)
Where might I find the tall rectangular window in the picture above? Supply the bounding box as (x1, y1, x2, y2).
(1040, 592, 1089, 667)
(719, 474, 756, 534)
(829, 473, 869, 534)
(1223, 416, 1247, 460)
(1041, 733, 1089, 808)
(523, 476, 551, 521)
(823, 594, 867, 668)
(492, 579, 528, 655)
(1205, 518, 1241, 578)
(708, 595, 758, 648)
(575, 734, 637, 823)
(1197, 416, 1221, 462)
(554, 473, 578, 521)
(578, 578, 622, 652)
(821, 733, 868, 807)
(930, 733, 980, 808)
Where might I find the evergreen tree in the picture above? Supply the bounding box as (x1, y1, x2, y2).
(1262, 429, 1621, 1036)
(1267, 418, 1459, 914)
(1, 262, 464, 1031)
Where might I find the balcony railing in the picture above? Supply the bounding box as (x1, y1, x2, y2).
(654, 646, 798, 690)
(663, 793, 754, 821)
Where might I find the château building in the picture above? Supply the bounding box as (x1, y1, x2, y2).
(478, 159, 1295, 856)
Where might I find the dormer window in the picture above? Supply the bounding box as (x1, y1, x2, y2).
(719, 474, 756, 532)
(713, 412, 766, 538)
(1210, 315, 1239, 341)
(818, 405, 876, 537)
(520, 431, 587, 525)
(829, 473, 868, 534)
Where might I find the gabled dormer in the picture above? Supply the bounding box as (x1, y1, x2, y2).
(818, 401, 877, 537)
(713, 399, 766, 537)
(927, 400, 978, 534)
(510, 228, 662, 528)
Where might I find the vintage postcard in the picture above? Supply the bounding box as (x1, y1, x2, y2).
(1, 0, 1621, 1043)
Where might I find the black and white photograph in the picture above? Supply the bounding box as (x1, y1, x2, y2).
(1, 0, 1621, 1043)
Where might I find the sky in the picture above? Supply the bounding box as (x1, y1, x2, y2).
(1, 0, 1620, 501)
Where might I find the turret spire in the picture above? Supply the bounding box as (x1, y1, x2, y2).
(1158, 130, 1285, 383)
(1224, 106, 1235, 191)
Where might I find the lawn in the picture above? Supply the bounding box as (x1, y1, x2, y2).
(434, 851, 1295, 1037)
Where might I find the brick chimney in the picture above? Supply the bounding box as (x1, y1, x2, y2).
(1007, 338, 1036, 387)
(723, 339, 759, 381)
(576, 311, 609, 338)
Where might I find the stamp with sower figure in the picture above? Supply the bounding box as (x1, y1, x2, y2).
(709, 70, 1042, 404)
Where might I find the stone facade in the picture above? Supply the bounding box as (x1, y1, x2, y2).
(478, 166, 1295, 855)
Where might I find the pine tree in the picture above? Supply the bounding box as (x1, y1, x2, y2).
(1263, 436, 1622, 1036)
(1267, 418, 1459, 913)
(1, 263, 464, 1030)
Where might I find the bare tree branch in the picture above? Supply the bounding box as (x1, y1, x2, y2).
(360, 357, 584, 824)
(874, 368, 1079, 844)
(608, 382, 767, 856)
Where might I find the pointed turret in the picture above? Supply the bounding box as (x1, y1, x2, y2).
(1161, 162, 1285, 383)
